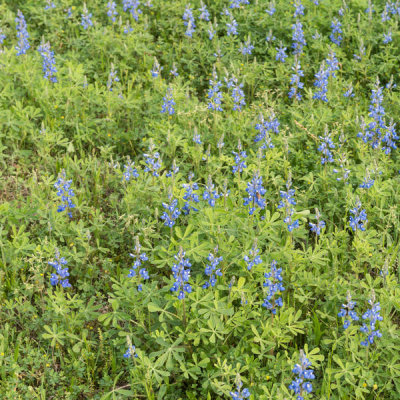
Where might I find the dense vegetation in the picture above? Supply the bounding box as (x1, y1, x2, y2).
(1, 0, 400, 399)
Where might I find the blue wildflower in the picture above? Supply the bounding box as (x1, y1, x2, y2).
(198, 2, 210, 21)
(349, 199, 367, 232)
(226, 16, 238, 36)
(183, 5, 196, 37)
(123, 343, 138, 358)
(383, 31, 392, 44)
(161, 191, 181, 228)
(344, 83, 354, 98)
(243, 171, 266, 215)
(292, 20, 306, 55)
(151, 58, 163, 78)
(330, 18, 342, 46)
(265, 2, 276, 16)
(143, 142, 162, 177)
(203, 246, 223, 289)
(254, 112, 280, 143)
(161, 87, 175, 115)
(293, 0, 305, 18)
(239, 37, 254, 55)
(81, 3, 94, 29)
(230, 0, 249, 9)
(318, 129, 335, 164)
(107, 1, 118, 22)
(230, 375, 250, 400)
(203, 175, 221, 207)
(360, 290, 383, 346)
(309, 208, 326, 235)
(107, 63, 119, 91)
(166, 160, 179, 179)
(232, 140, 247, 174)
(182, 173, 199, 215)
(170, 63, 179, 77)
(207, 70, 223, 111)
(127, 237, 149, 292)
(45, 1, 56, 10)
(208, 22, 217, 40)
(244, 241, 262, 271)
(313, 62, 329, 102)
(193, 128, 202, 144)
(0, 29, 6, 45)
(288, 58, 304, 101)
(338, 291, 359, 329)
(15, 10, 30, 55)
(123, 21, 133, 34)
(262, 260, 285, 314)
(48, 249, 72, 288)
(37, 41, 57, 83)
(54, 169, 76, 218)
(122, 158, 139, 182)
(288, 350, 315, 399)
(226, 75, 245, 111)
(123, 0, 142, 21)
(278, 176, 300, 232)
(170, 247, 192, 300)
(276, 46, 288, 62)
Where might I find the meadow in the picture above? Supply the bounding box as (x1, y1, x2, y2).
(1, 0, 400, 399)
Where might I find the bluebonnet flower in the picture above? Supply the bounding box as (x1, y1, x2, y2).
(289, 350, 315, 399)
(213, 47, 224, 59)
(239, 37, 254, 55)
(182, 173, 199, 215)
(122, 157, 139, 182)
(48, 249, 72, 288)
(230, 0, 249, 9)
(230, 375, 250, 400)
(123, 343, 138, 358)
(207, 70, 223, 111)
(143, 142, 162, 177)
(226, 75, 245, 111)
(81, 3, 94, 29)
(123, 21, 133, 34)
(107, 63, 119, 91)
(161, 191, 181, 228)
(208, 22, 217, 40)
(365, 1, 375, 14)
(380, 259, 389, 280)
(353, 41, 366, 61)
(381, 119, 399, 154)
(226, 16, 238, 36)
(66, 7, 73, 18)
(217, 134, 225, 152)
(243, 171, 266, 215)
(254, 112, 280, 143)
(193, 128, 202, 144)
(232, 140, 247, 174)
(166, 160, 179, 179)
(107, 1, 118, 22)
(292, 20, 306, 55)
(344, 83, 355, 98)
(183, 5, 196, 37)
(359, 172, 374, 189)
(349, 198, 367, 232)
(313, 62, 329, 102)
(15, 10, 30, 56)
(221, 7, 232, 17)
(265, 2, 276, 16)
(244, 241, 262, 271)
(330, 18, 342, 46)
(198, 2, 210, 21)
(170, 247, 192, 300)
(266, 30, 276, 43)
(161, 87, 175, 115)
(276, 46, 288, 63)
(170, 63, 179, 77)
(151, 58, 163, 78)
(288, 58, 304, 101)
(338, 291, 359, 329)
(0, 29, 5, 44)
(203, 175, 221, 207)
(37, 41, 57, 83)
(293, 0, 305, 18)
(45, 1, 56, 10)
(326, 50, 339, 77)
(123, 0, 142, 21)
(203, 246, 223, 289)
(360, 290, 383, 346)
(278, 176, 300, 232)
(202, 144, 211, 162)
(54, 169, 76, 218)
(383, 31, 392, 44)
(127, 237, 149, 291)
(312, 31, 321, 40)
(221, 178, 230, 206)
(309, 208, 326, 235)
(263, 260, 285, 314)
(318, 129, 335, 164)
